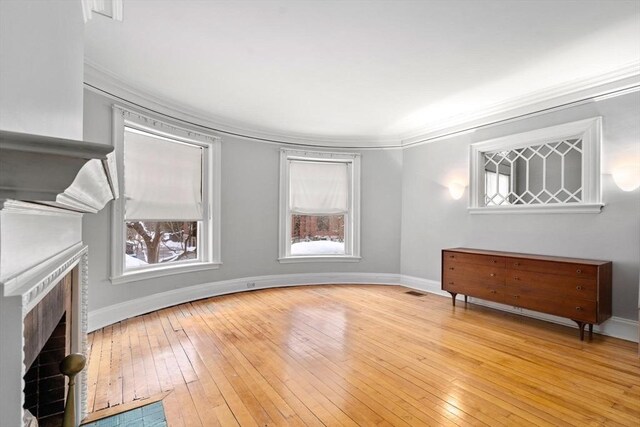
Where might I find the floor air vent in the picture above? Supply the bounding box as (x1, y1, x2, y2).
(405, 291, 426, 297)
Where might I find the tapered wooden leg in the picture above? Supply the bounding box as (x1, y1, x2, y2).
(589, 324, 593, 339)
(448, 292, 457, 306)
(464, 295, 468, 305)
(574, 320, 585, 341)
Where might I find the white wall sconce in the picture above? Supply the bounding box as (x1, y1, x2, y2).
(612, 165, 640, 192)
(448, 182, 465, 200)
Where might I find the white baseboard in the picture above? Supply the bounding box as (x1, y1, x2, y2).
(400, 274, 639, 343)
(88, 272, 401, 332)
(88, 272, 638, 343)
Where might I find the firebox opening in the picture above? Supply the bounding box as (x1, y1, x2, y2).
(23, 312, 68, 427)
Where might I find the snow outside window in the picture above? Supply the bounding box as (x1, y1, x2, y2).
(279, 149, 361, 263)
(111, 106, 221, 284)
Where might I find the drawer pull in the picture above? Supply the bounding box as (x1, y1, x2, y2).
(513, 295, 519, 299)
(490, 289, 497, 294)
(575, 306, 583, 311)
(448, 267, 455, 270)
(490, 273, 495, 277)
(576, 269, 582, 274)
(514, 262, 520, 267)
(576, 285, 583, 290)
(448, 281, 454, 285)
(514, 276, 520, 280)
(449, 255, 455, 259)
(492, 260, 497, 264)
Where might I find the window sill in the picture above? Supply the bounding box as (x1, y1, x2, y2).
(468, 203, 604, 214)
(110, 261, 222, 285)
(278, 255, 362, 264)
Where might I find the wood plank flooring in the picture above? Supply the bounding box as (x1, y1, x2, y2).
(86, 285, 640, 426)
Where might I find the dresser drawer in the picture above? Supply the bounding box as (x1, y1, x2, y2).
(443, 280, 506, 304)
(443, 263, 504, 287)
(506, 271, 597, 301)
(443, 251, 505, 268)
(504, 293, 597, 323)
(506, 257, 597, 278)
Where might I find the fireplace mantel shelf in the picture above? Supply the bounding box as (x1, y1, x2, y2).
(0, 130, 118, 213)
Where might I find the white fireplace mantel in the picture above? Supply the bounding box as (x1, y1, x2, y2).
(0, 130, 117, 427)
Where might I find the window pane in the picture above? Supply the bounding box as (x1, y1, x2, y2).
(291, 215, 345, 255)
(125, 221, 198, 268)
(482, 137, 583, 206)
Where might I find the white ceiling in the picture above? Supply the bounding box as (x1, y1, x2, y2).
(84, 0, 640, 144)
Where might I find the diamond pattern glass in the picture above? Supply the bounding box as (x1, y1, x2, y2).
(482, 137, 583, 206)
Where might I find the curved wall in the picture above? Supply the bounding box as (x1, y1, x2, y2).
(401, 90, 640, 321)
(83, 86, 639, 340)
(82, 89, 403, 328)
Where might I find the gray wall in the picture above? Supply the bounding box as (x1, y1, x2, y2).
(0, 0, 84, 140)
(83, 89, 403, 311)
(84, 88, 639, 321)
(401, 91, 640, 320)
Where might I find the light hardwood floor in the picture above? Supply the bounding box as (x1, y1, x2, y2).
(86, 285, 640, 426)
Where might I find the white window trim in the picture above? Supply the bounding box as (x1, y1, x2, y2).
(468, 117, 603, 214)
(278, 149, 361, 263)
(110, 105, 222, 284)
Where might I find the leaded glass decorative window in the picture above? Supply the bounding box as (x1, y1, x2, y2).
(469, 118, 603, 214)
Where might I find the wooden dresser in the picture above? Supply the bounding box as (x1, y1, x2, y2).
(442, 248, 612, 340)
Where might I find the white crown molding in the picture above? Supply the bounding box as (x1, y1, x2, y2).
(401, 62, 640, 147)
(0, 130, 117, 210)
(84, 61, 402, 149)
(88, 272, 637, 343)
(85, 60, 639, 151)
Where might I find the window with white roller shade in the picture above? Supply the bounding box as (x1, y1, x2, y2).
(110, 106, 221, 284)
(124, 128, 203, 221)
(279, 149, 361, 262)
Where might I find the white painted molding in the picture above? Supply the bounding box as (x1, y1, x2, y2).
(278, 149, 361, 262)
(468, 204, 604, 215)
(0, 130, 116, 208)
(85, 59, 639, 149)
(468, 117, 603, 213)
(84, 61, 401, 149)
(400, 274, 639, 343)
(466, 297, 639, 344)
(109, 105, 222, 282)
(89, 273, 402, 331)
(401, 62, 640, 146)
(0, 244, 89, 427)
(277, 256, 363, 264)
(78, 250, 90, 421)
(89, 272, 638, 343)
(110, 261, 222, 285)
(0, 200, 83, 217)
